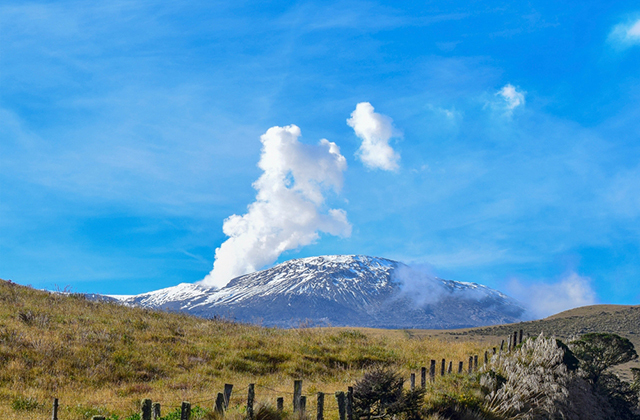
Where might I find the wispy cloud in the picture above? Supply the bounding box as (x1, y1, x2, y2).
(609, 18, 640, 48)
(347, 102, 401, 171)
(276, 1, 469, 32)
(496, 84, 526, 113)
(507, 272, 597, 319)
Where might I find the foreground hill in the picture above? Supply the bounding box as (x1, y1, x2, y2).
(0, 279, 485, 420)
(113, 255, 524, 329)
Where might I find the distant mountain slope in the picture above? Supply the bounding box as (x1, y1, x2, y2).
(114, 255, 524, 329)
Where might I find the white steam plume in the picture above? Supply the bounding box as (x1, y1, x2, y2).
(202, 125, 351, 289)
(347, 102, 400, 171)
(392, 264, 445, 306)
(393, 264, 490, 306)
(507, 272, 597, 319)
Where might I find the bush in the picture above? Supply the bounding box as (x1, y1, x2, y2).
(595, 374, 638, 420)
(569, 333, 639, 419)
(480, 333, 571, 419)
(569, 333, 638, 383)
(480, 333, 637, 420)
(353, 367, 425, 420)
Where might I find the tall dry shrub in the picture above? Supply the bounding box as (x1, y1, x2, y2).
(480, 333, 614, 420)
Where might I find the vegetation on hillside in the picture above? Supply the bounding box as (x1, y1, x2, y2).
(1, 279, 639, 420)
(353, 333, 640, 419)
(0, 280, 483, 419)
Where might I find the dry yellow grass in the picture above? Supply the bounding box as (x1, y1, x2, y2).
(0, 280, 491, 420)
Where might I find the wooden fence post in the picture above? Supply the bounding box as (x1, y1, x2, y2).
(215, 393, 225, 415)
(447, 361, 452, 374)
(181, 402, 191, 420)
(317, 392, 324, 420)
(429, 360, 436, 381)
(484, 351, 488, 365)
(441, 359, 445, 376)
(247, 384, 255, 419)
(294, 380, 303, 412)
(458, 361, 463, 373)
(492, 347, 496, 355)
(468, 356, 473, 374)
(410, 373, 415, 390)
(141, 398, 152, 420)
(300, 396, 307, 415)
(513, 331, 518, 348)
(224, 384, 234, 410)
(519, 329, 523, 345)
(500, 340, 505, 352)
(277, 397, 284, 412)
(153, 403, 161, 420)
(52, 398, 59, 420)
(474, 355, 478, 371)
(335, 391, 346, 420)
(346, 386, 354, 420)
(508, 335, 512, 352)
(421, 367, 426, 388)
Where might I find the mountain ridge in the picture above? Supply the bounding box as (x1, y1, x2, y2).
(112, 255, 525, 329)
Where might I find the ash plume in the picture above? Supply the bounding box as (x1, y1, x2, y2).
(202, 125, 351, 289)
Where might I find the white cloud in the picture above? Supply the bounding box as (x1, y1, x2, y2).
(201, 125, 351, 288)
(609, 18, 640, 48)
(497, 84, 526, 111)
(507, 272, 597, 319)
(347, 102, 401, 171)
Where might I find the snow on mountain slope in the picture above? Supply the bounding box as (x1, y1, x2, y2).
(199, 255, 397, 306)
(115, 255, 524, 328)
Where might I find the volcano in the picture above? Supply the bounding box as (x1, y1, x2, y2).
(111, 255, 524, 328)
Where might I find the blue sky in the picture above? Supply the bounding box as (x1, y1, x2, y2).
(1, 0, 640, 315)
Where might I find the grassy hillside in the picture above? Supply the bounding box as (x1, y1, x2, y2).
(0, 280, 486, 420)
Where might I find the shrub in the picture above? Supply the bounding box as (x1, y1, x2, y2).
(353, 367, 425, 420)
(480, 333, 630, 420)
(569, 333, 639, 419)
(569, 333, 638, 383)
(595, 373, 638, 420)
(480, 333, 572, 419)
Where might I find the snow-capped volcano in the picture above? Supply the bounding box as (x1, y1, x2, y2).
(112, 255, 524, 328)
